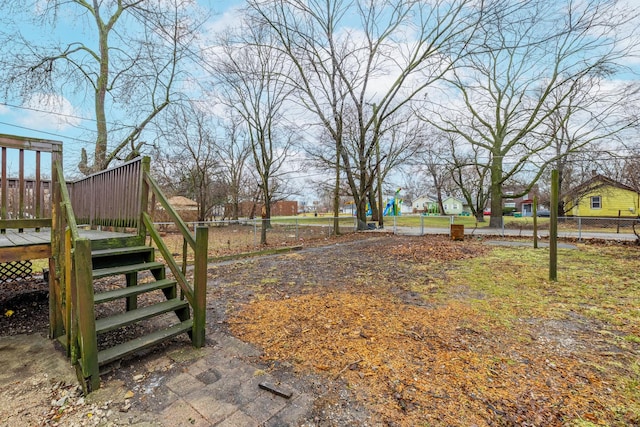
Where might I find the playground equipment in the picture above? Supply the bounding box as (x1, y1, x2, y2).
(383, 188, 403, 216)
(365, 189, 403, 217)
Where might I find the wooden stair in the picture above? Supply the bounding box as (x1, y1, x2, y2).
(90, 241, 192, 368)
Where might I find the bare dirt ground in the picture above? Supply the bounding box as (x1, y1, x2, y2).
(1, 233, 639, 426)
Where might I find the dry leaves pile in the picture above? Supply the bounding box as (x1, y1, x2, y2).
(232, 292, 624, 426)
(226, 236, 636, 426)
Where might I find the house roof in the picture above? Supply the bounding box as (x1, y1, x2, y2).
(442, 196, 464, 203)
(567, 174, 638, 197)
(167, 196, 198, 207)
(413, 195, 436, 202)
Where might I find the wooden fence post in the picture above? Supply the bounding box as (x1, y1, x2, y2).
(549, 170, 558, 282)
(192, 226, 208, 348)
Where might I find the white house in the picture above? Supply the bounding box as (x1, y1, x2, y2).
(442, 196, 465, 215)
(412, 196, 438, 213)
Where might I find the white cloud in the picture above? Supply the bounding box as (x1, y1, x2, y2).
(17, 94, 82, 132)
(203, 5, 245, 38)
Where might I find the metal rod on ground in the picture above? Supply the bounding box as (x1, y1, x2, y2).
(578, 217, 582, 241)
(550, 169, 558, 281)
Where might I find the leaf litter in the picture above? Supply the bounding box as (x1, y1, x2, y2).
(226, 235, 639, 426)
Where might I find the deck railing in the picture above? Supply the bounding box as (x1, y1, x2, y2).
(69, 157, 143, 229)
(0, 134, 61, 233)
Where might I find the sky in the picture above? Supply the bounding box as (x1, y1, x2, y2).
(1, 0, 639, 199)
(0, 0, 244, 176)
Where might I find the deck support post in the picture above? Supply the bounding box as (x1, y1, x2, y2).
(74, 238, 99, 393)
(125, 273, 138, 311)
(138, 157, 151, 242)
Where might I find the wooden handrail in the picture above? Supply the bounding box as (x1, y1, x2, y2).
(141, 161, 208, 348)
(0, 133, 63, 152)
(55, 161, 81, 241)
(142, 212, 195, 307)
(143, 172, 196, 249)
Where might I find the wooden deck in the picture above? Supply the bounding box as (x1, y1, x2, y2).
(0, 229, 135, 263)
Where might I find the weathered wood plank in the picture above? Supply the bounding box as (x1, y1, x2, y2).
(0, 244, 51, 262)
(91, 245, 153, 258)
(97, 319, 192, 366)
(0, 230, 50, 247)
(143, 212, 195, 307)
(192, 226, 208, 348)
(0, 134, 62, 152)
(92, 261, 165, 280)
(2, 147, 7, 220)
(93, 278, 176, 304)
(0, 218, 52, 230)
(75, 238, 99, 393)
(95, 299, 188, 334)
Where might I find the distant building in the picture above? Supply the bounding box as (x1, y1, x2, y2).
(442, 196, 464, 215)
(224, 200, 298, 218)
(412, 196, 437, 214)
(502, 185, 540, 216)
(155, 196, 199, 222)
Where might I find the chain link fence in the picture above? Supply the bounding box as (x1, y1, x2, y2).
(388, 215, 639, 241)
(150, 214, 638, 260)
(153, 216, 358, 258)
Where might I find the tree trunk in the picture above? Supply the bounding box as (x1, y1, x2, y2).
(369, 190, 379, 222)
(94, 18, 110, 172)
(489, 159, 503, 228)
(556, 168, 565, 217)
(356, 196, 368, 230)
(333, 144, 341, 235)
(436, 187, 445, 215)
(260, 203, 269, 245)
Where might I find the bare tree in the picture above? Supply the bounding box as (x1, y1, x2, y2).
(0, 0, 204, 173)
(410, 129, 460, 215)
(541, 76, 640, 216)
(426, 0, 640, 227)
(449, 138, 492, 221)
(621, 148, 640, 242)
(246, 0, 482, 230)
(152, 102, 222, 222)
(210, 23, 296, 245)
(216, 114, 253, 221)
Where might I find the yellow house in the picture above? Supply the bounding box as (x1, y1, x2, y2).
(564, 175, 640, 217)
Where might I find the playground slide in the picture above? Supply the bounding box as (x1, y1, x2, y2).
(383, 201, 393, 216)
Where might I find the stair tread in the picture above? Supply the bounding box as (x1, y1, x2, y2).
(97, 319, 193, 366)
(92, 246, 153, 258)
(93, 261, 165, 279)
(95, 299, 189, 334)
(94, 279, 177, 304)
